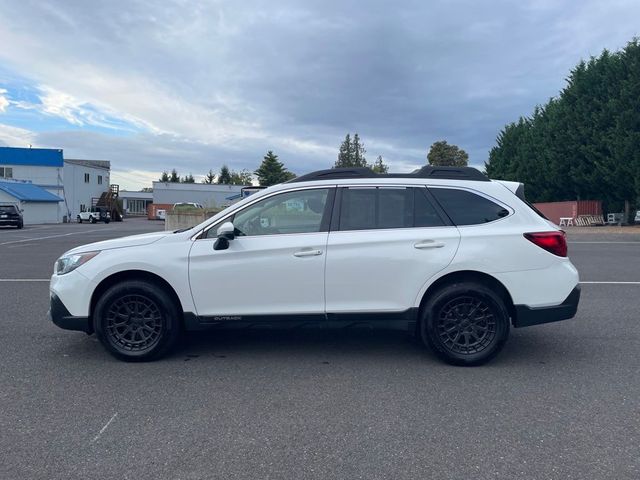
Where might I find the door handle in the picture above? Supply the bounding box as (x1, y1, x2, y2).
(414, 240, 445, 249)
(293, 249, 323, 257)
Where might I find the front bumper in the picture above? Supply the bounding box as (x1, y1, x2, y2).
(48, 293, 91, 333)
(513, 285, 580, 328)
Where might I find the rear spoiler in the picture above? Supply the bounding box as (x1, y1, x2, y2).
(494, 180, 549, 220)
(494, 180, 525, 200)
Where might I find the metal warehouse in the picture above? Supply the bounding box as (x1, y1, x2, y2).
(0, 147, 111, 224)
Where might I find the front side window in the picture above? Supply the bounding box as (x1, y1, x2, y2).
(339, 187, 444, 231)
(430, 188, 510, 225)
(207, 188, 330, 238)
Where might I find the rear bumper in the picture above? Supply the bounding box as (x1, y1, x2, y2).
(513, 285, 580, 328)
(49, 293, 91, 333)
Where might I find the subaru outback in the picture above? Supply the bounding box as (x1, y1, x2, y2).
(49, 166, 580, 365)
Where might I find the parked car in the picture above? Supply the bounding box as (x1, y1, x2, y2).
(49, 166, 580, 365)
(0, 204, 23, 228)
(156, 209, 167, 220)
(172, 202, 204, 211)
(634, 210, 640, 224)
(77, 206, 110, 224)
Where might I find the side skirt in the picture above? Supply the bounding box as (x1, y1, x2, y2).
(183, 309, 418, 333)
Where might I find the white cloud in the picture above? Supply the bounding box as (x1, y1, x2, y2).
(0, 88, 9, 112)
(0, 123, 35, 147)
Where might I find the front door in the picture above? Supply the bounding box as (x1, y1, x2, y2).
(188, 187, 334, 318)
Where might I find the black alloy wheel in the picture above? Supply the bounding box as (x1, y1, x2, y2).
(105, 294, 164, 354)
(94, 280, 182, 361)
(421, 282, 510, 366)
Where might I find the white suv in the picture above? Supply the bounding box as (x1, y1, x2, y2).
(49, 166, 580, 365)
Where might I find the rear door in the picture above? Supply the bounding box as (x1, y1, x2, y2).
(324, 185, 460, 314)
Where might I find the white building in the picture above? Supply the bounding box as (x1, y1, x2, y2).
(120, 190, 153, 216)
(0, 147, 111, 223)
(152, 182, 245, 209)
(63, 159, 111, 217)
(0, 179, 63, 225)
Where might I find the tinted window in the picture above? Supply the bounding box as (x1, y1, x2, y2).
(208, 188, 330, 238)
(339, 187, 444, 231)
(0, 205, 17, 214)
(430, 188, 509, 225)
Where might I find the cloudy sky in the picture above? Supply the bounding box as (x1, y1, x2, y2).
(0, 0, 638, 190)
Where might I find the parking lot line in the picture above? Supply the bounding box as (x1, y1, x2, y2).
(569, 241, 640, 244)
(0, 279, 49, 282)
(580, 281, 640, 284)
(0, 229, 104, 246)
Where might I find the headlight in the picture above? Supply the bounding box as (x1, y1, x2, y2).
(55, 251, 100, 275)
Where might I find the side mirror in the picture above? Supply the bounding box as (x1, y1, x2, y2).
(214, 221, 235, 251)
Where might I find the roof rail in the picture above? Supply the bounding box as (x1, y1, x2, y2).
(288, 165, 489, 183)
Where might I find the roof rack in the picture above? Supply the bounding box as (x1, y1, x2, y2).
(288, 165, 489, 183)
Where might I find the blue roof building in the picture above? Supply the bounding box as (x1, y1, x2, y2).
(0, 180, 63, 203)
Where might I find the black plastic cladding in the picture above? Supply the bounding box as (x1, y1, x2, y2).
(288, 166, 490, 183)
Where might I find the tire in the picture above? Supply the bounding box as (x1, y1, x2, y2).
(104, 219, 110, 224)
(90, 216, 96, 224)
(93, 280, 182, 361)
(17, 222, 23, 229)
(420, 282, 510, 366)
(77, 216, 82, 224)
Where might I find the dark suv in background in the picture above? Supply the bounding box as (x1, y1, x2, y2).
(0, 204, 24, 229)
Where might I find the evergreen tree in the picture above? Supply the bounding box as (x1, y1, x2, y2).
(159, 171, 170, 182)
(485, 39, 640, 214)
(217, 165, 232, 184)
(203, 169, 216, 184)
(182, 173, 195, 183)
(255, 151, 295, 186)
(371, 155, 389, 174)
(427, 141, 469, 167)
(334, 133, 368, 168)
(170, 169, 180, 183)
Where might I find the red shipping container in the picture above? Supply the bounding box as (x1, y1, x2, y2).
(532, 200, 602, 225)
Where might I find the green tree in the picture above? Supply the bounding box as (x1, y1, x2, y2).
(485, 39, 640, 214)
(371, 155, 389, 174)
(203, 169, 216, 184)
(230, 169, 254, 185)
(183, 173, 195, 183)
(159, 171, 170, 182)
(334, 133, 368, 168)
(170, 169, 180, 183)
(255, 151, 296, 186)
(427, 141, 469, 167)
(217, 165, 232, 184)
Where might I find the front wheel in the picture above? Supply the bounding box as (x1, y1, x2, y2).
(90, 216, 96, 224)
(94, 280, 182, 361)
(77, 216, 82, 223)
(420, 282, 510, 366)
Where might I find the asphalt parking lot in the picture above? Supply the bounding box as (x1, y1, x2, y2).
(1, 219, 639, 479)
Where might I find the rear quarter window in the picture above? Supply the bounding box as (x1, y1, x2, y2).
(430, 188, 510, 226)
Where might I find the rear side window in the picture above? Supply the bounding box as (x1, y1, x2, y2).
(430, 188, 509, 225)
(339, 187, 444, 231)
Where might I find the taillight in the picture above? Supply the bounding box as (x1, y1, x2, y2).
(523, 231, 567, 257)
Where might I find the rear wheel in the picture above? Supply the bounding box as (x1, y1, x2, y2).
(94, 280, 182, 361)
(90, 216, 96, 224)
(420, 282, 510, 366)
